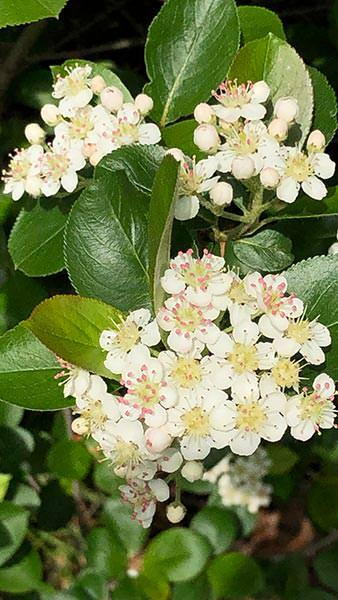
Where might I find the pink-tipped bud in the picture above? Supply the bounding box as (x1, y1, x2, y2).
(194, 102, 214, 124)
(40, 103, 60, 126)
(90, 75, 106, 94)
(274, 97, 299, 123)
(231, 156, 255, 180)
(24, 123, 45, 145)
(134, 93, 153, 115)
(71, 417, 89, 435)
(25, 175, 41, 197)
(307, 130, 326, 153)
(145, 427, 172, 454)
(100, 86, 124, 112)
(166, 502, 186, 524)
(165, 147, 184, 162)
(260, 167, 280, 188)
(181, 461, 204, 483)
(193, 124, 220, 153)
(268, 118, 289, 141)
(209, 181, 233, 206)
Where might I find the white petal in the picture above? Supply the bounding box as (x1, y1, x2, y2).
(291, 420, 316, 441)
(145, 404, 168, 428)
(167, 330, 193, 353)
(213, 105, 241, 122)
(206, 331, 233, 357)
(277, 177, 300, 203)
(230, 431, 261, 456)
(181, 435, 210, 460)
(313, 373, 335, 398)
(148, 479, 170, 502)
(273, 336, 300, 357)
(301, 340, 325, 365)
(161, 270, 185, 295)
(232, 320, 259, 345)
(138, 123, 161, 145)
(61, 171, 78, 193)
(312, 153, 335, 179)
(240, 103, 266, 120)
(301, 176, 327, 200)
(311, 322, 331, 347)
(140, 320, 161, 346)
(260, 413, 287, 442)
(174, 195, 199, 220)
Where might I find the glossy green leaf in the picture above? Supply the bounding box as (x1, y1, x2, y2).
(266, 445, 298, 475)
(162, 120, 204, 160)
(93, 461, 123, 496)
(144, 0, 239, 126)
(238, 6, 285, 43)
(172, 575, 211, 600)
(308, 476, 338, 532)
(229, 34, 313, 145)
(148, 155, 180, 313)
(102, 498, 148, 555)
(143, 528, 211, 583)
(65, 173, 151, 312)
(0, 502, 29, 567)
(0, 324, 70, 410)
(227, 229, 294, 274)
(0, 402, 23, 427)
(47, 439, 92, 480)
(207, 552, 264, 598)
(0, 270, 47, 334)
(0, 0, 68, 27)
(314, 543, 338, 593)
(309, 67, 337, 144)
(190, 506, 238, 554)
(86, 527, 127, 579)
(0, 474, 11, 502)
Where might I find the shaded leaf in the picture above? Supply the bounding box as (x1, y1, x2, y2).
(238, 6, 285, 43)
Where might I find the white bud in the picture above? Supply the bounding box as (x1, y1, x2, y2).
(145, 427, 172, 454)
(40, 103, 60, 126)
(274, 97, 299, 123)
(181, 461, 204, 483)
(194, 102, 214, 124)
(24, 123, 45, 145)
(209, 181, 233, 207)
(268, 118, 289, 141)
(89, 151, 104, 167)
(134, 93, 153, 115)
(100, 86, 124, 112)
(260, 167, 280, 189)
(71, 417, 89, 435)
(25, 175, 41, 197)
(166, 503, 186, 524)
(307, 130, 326, 153)
(231, 156, 255, 180)
(90, 75, 106, 94)
(193, 124, 220, 153)
(82, 142, 97, 158)
(328, 241, 338, 255)
(165, 147, 184, 162)
(251, 80, 270, 102)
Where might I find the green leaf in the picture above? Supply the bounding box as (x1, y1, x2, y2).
(0, 402, 23, 427)
(268, 188, 338, 221)
(172, 575, 211, 600)
(95, 144, 165, 195)
(93, 461, 123, 496)
(27, 294, 123, 379)
(227, 229, 294, 274)
(308, 476, 338, 532)
(102, 498, 148, 555)
(47, 439, 92, 480)
(65, 173, 152, 312)
(51, 59, 132, 103)
(303, 591, 336, 600)
(0, 549, 42, 593)
(190, 506, 238, 554)
(144, 0, 239, 126)
(0, 426, 34, 472)
(0, 502, 29, 567)
(37, 480, 75, 531)
(86, 527, 127, 579)
(207, 552, 264, 598)
(0, 474, 11, 502)
(148, 155, 180, 314)
(143, 528, 211, 583)
(162, 121, 204, 161)
(0, 0, 68, 27)
(314, 542, 338, 593)
(0, 270, 47, 333)
(309, 67, 337, 145)
(284, 255, 338, 380)
(229, 34, 313, 145)
(238, 6, 285, 43)
(8, 199, 72, 277)
(266, 445, 298, 475)
(70, 570, 108, 600)
(0, 324, 70, 410)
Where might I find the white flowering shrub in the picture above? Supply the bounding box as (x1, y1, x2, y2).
(0, 0, 338, 596)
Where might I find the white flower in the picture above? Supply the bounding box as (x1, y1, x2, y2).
(166, 503, 186, 523)
(120, 345, 178, 427)
(55, 361, 91, 398)
(2, 145, 44, 201)
(53, 105, 108, 153)
(286, 373, 336, 441)
(273, 97, 299, 123)
(161, 249, 230, 309)
(271, 315, 331, 365)
(175, 157, 219, 221)
(40, 142, 86, 196)
(119, 478, 169, 528)
(212, 80, 270, 123)
(52, 64, 93, 117)
(100, 308, 160, 374)
(157, 294, 221, 354)
(193, 124, 220, 153)
(71, 374, 120, 437)
(166, 390, 233, 460)
(98, 418, 152, 477)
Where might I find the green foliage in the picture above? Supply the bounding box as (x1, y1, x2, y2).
(190, 506, 238, 554)
(0, 502, 29, 566)
(144, 0, 240, 125)
(208, 552, 264, 598)
(308, 476, 338, 531)
(309, 67, 338, 144)
(47, 439, 92, 480)
(266, 445, 299, 475)
(0, 549, 42, 593)
(314, 542, 338, 593)
(0, 0, 69, 28)
(227, 229, 294, 274)
(162, 121, 204, 160)
(238, 6, 285, 43)
(102, 498, 148, 555)
(85, 527, 127, 579)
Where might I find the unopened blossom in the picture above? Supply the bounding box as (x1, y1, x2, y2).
(40, 142, 86, 196)
(71, 374, 120, 437)
(210, 181, 233, 206)
(24, 123, 45, 145)
(271, 315, 331, 365)
(211, 79, 270, 123)
(286, 373, 336, 440)
(119, 478, 169, 528)
(193, 124, 220, 153)
(166, 502, 186, 523)
(100, 308, 160, 374)
(100, 86, 124, 112)
(2, 145, 43, 201)
(181, 460, 204, 482)
(274, 96, 299, 123)
(52, 64, 93, 116)
(175, 157, 219, 220)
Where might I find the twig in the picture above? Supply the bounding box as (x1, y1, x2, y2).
(29, 38, 143, 63)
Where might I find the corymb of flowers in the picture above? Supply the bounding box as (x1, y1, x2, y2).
(57, 249, 336, 529)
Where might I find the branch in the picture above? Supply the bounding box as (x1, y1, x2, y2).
(29, 38, 143, 63)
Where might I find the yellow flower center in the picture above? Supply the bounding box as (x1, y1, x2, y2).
(287, 320, 311, 344)
(272, 358, 300, 388)
(113, 439, 142, 468)
(69, 108, 94, 139)
(180, 261, 211, 289)
(228, 280, 252, 304)
(285, 152, 313, 182)
(229, 343, 259, 374)
(133, 377, 161, 408)
(63, 71, 89, 96)
(8, 155, 31, 181)
(116, 321, 140, 352)
(299, 392, 331, 422)
(173, 303, 204, 332)
(236, 402, 267, 432)
(180, 162, 203, 196)
(171, 357, 202, 389)
(214, 80, 252, 108)
(182, 406, 210, 436)
(114, 121, 139, 143)
(44, 153, 70, 180)
(77, 399, 107, 432)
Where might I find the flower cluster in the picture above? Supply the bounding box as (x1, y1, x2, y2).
(58, 250, 336, 527)
(2, 64, 160, 201)
(204, 448, 272, 513)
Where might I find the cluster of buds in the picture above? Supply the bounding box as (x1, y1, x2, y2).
(57, 250, 336, 528)
(2, 64, 159, 201)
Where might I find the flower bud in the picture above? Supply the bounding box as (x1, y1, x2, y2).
(260, 167, 280, 189)
(307, 130, 326, 153)
(134, 93, 153, 115)
(268, 118, 288, 141)
(274, 97, 299, 123)
(71, 417, 89, 435)
(181, 461, 204, 483)
(209, 181, 233, 206)
(89, 151, 104, 167)
(100, 86, 124, 112)
(90, 75, 106, 94)
(145, 427, 172, 454)
(24, 123, 45, 145)
(194, 102, 214, 124)
(193, 124, 220, 153)
(328, 242, 338, 255)
(251, 80, 270, 102)
(165, 147, 184, 162)
(40, 103, 60, 126)
(166, 502, 186, 524)
(82, 142, 97, 158)
(231, 156, 255, 180)
(25, 175, 41, 197)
